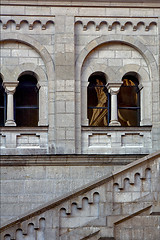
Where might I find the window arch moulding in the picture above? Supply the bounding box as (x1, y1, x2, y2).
(118, 73, 141, 127)
(15, 72, 39, 127)
(16, 65, 48, 127)
(81, 63, 115, 126)
(1, 64, 48, 127)
(116, 65, 152, 126)
(14, 63, 48, 126)
(0, 33, 55, 127)
(76, 35, 158, 82)
(87, 71, 110, 127)
(77, 36, 156, 128)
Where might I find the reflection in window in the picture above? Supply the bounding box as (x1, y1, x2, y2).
(118, 75, 140, 126)
(0, 77, 6, 126)
(15, 74, 39, 127)
(87, 72, 110, 126)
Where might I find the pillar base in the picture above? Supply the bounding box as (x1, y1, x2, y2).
(5, 120, 16, 126)
(109, 120, 121, 126)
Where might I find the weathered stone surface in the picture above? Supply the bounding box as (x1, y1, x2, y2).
(0, 1, 159, 154)
(0, 1, 160, 239)
(0, 151, 159, 240)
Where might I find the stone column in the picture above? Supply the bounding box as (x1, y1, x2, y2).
(37, 82, 48, 126)
(107, 83, 122, 126)
(3, 82, 18, 126)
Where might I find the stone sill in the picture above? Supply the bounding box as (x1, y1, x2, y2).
(82, 126, 152, 132)
(0, 126, 48, 132)
(0, 153, 147, 166)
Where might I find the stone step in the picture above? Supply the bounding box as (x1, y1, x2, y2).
(99, 238, 115, 240)
(150, 205, 160, 215)
(0, 151, 159, 240)
(60, 227, 100, 240)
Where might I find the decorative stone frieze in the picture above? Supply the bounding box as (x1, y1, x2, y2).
(0, 127, 48, 154)
(0, 16, 55, 31)
(75, 17, 157, 32)
(81, 126, 152, 154)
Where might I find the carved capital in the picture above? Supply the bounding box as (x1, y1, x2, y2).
(3, 82, 19, 94)
(106, 82, 122, 95)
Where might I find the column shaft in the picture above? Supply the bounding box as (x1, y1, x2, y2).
(110, 92, 119, 125)
(3, 82, 18, 126)
(107, 83, 122, 126)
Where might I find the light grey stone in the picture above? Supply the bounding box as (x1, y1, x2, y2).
(0, 2, 160, 240)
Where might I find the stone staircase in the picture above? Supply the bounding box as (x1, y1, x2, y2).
(0, 151, 159, 240)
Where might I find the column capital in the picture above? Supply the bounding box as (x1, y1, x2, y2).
(106, 82, 122, 94)
(3, 81, 19, 94)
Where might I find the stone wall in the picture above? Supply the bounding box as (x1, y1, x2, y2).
(0, 0, 160, 229)
(1, 152, 159, 239)
(0, 154, 143, 224)
(0, 164, 118, 224)
(0, 3, 160, 154)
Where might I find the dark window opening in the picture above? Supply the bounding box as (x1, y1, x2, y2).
(15, 74, 39, 127)
(87, 72, 110, 126)
(118, 75, 140, 127)
(0, 77, 6, 127)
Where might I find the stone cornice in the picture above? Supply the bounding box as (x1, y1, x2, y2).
(0, 154, 147, 166)
(1, 0, 160, 8)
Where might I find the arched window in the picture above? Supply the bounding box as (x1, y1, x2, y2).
(0, 77, 6, 126)
(118, 74, 140, 126)
(15, 74, 39, 127)
(87, 72, 110, 126)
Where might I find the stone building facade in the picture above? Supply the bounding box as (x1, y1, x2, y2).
(0, 0, 160, 239)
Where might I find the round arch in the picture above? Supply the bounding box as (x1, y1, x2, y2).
(76, 35, 158, 82)
(14, 64, 48, 126)
(0, 66, 15, 83)
(0, 32, 54, 68)
(116, 64, 150, 83)
(0, 33, 54, 129)
(75, 35, 157, 152)
(116, 64, 151, 126)
(81, 63, 116, 85)
(13, 63, 48, 85)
